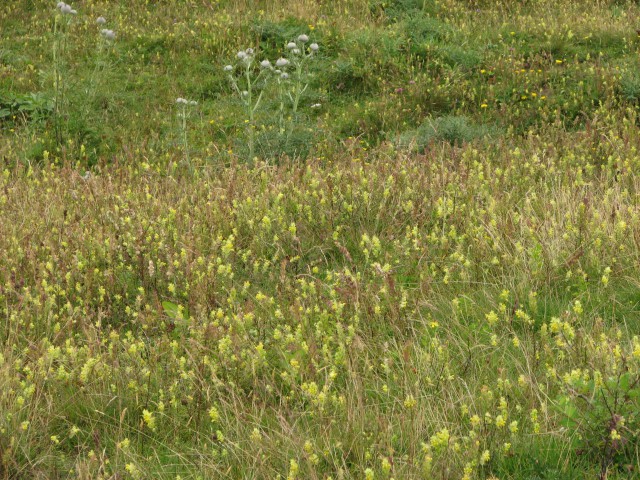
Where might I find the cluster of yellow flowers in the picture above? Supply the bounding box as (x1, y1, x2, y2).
(0, 119, 638, 477)
(1, 0, 640, 478)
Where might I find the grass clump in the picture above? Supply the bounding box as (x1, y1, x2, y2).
(618, 69, 640, 104)
(399, 115, 493, 149)
(370, 0, 439, 21)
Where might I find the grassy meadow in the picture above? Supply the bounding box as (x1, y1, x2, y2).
(2, 0, 640, 478)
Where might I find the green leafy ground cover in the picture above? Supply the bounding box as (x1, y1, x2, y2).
(1, 0, 640, 478)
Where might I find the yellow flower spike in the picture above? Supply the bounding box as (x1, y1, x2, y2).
(250, 428, 261, 443)
(404, 394, 417, 409)
(287, 459, 299, 480)
(509, 421, 518, 434)
(381, 457, 391, 474)
(142, 409, 156, 431)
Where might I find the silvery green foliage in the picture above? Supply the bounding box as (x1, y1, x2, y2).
(175, 97, 198, 165)
(222, 36, 320, 161)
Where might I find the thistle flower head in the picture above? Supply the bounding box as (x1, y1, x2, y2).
(237, 50, 247, 60)
(297, 34, 309, 43)
(245, 48, 254, 55)
(224, 65, 233, 72)
(176, 98, 197, 106)
(281, 72, 289, 80)
(100, 29, 116, 40)
(260, 59, 272, 69)
(286, 42, 297, 50)
(309, 43, 319, 52)
(96, 16, 106, 24)
(59, 3, 73, 14)
(276, 58, 289, 67)
(292, 48, 300, 55)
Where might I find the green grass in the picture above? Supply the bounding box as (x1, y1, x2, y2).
(1, 0, 640, 479)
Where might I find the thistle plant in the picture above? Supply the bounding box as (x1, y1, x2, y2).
(277, 35, 319, 151)
(284, 35, 319, 116)
(175, 97, 198, 165)
(223, 38, 319, 162)
(82, 17, 117, 122)
(51, 2, 77, 143)
(224, 48, 271, 162)
(274, 57, 290, 134)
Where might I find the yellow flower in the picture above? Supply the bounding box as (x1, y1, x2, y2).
(470, 414, 481, 427)
(287, 459, 299, 480)
(509, 421, 518, 434)
(209, 406, 220, 423)
(381, 457, 391, 474)
(429, 428, 450, 450)
(142, 409, 156, 431)
(404, 394, 417, 409)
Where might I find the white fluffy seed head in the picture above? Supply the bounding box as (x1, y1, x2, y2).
(276, 58, 289, 67)
(297, 34, 309, 43)
(260, 59, 271, 68)
(286, 42, 297, 50)
(96, 16, 106, 24)
(101, 29, 116, 40)
(310, 43, 319, 52)
(224, 65, 233, 72)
